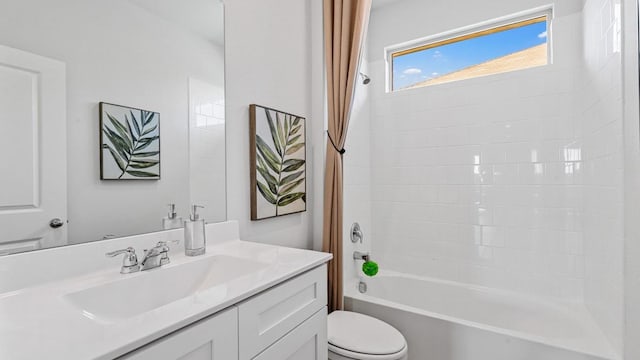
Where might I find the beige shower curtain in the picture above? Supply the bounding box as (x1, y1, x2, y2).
(322, 0, 371, 312)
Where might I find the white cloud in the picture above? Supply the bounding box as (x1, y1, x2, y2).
(403, 68, 422, 75)
(432, 50, 442, 58)
(431, 72, 439, 76)
(538, 31, 547, 39)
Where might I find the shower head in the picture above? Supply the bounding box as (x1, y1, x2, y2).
(359, 72, 371, 85)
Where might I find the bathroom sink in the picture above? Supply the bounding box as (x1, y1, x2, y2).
(64, 255, 267, 321)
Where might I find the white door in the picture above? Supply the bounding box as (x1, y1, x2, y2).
(0, 44, 67, 255)
(120, 307, 239, 360)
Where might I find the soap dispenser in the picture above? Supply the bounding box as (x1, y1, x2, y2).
(184, 205, 206, 256)
(162, 204, 183, 230)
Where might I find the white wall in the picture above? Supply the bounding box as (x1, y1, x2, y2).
(581, 0, 624, 352)
(189, 78, 227, 223)
(622, 0, 640, 358)
(224, 0, 322, 249)
(310, 0, 327, 252)
(365, 0, 586, 300)
(0, 0, 225, 243)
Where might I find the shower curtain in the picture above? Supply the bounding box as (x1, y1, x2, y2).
(322, 0, 371, 312)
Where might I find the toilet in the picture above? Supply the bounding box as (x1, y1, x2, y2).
(328, 311, 408, 360)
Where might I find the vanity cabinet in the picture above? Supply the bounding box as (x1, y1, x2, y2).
(121, 307, 238, 360)
(120, 265, 327, 360)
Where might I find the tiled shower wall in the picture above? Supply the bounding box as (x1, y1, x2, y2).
(343, 58, 373, 285)
(581, 0, 623, 350)
(367, 5, 586, 300)
(343, 0, 625, 353)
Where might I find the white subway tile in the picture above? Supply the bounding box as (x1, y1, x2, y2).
(481, 226, 506, 247)
(345, 3, 623, 317)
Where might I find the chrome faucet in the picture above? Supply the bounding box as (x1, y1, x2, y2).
(140, 240, 180, 271)
(106, 240, 179, 274)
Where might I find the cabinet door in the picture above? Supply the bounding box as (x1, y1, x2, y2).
(120, 307, 238, 360)
(253, 307, 327, 360)
(239, 265, 326, 360)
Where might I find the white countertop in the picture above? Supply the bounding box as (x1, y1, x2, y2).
(0, 238, 331, 360)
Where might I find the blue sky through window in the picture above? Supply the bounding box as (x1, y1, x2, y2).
(392, 20, 547, 90)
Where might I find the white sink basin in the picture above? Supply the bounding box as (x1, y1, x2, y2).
(64, 255, 267, 321)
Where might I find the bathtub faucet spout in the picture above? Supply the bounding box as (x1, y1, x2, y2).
(353, 251, 370, 261)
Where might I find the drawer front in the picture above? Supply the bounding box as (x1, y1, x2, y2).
(238, 265, 327, 360)
(253, 307, 328, 360)
(120, 307, 238, 360)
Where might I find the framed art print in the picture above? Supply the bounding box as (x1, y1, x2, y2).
(250, 104, 306, 220)
(100, 102, 160, 180)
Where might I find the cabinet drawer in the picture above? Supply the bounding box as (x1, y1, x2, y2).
(253, 307, 327, 360)
(238, 265, 327, 360)
(120, 307, 238, 360)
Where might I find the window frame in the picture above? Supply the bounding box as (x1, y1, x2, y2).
(385, 6, 554, 92)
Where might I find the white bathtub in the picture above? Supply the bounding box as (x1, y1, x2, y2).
(344, 272, 618, 360)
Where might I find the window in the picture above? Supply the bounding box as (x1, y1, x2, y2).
(388, 10, 551, 91)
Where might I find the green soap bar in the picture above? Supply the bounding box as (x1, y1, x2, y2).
(362, 260, 378, 277)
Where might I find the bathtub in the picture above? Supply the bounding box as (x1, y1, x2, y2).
(344, 272, 618, 360)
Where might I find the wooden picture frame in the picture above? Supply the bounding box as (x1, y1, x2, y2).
(250, 104, 306, 220)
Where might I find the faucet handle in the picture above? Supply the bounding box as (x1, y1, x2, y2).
(106, 247, 140, 274)
(106, 247, 135, 257)
(157, 240, 180, 266)
(351, 223, 364, 243)
(156, 239, 180, 253)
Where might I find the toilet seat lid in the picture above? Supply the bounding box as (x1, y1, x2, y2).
(328, 311, 406, 355)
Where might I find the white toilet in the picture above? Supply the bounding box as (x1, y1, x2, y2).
(328, 311, 408, 360)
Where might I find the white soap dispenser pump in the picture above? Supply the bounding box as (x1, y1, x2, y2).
(162, 204, 183, 230)
(184, 205, 206, 256)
